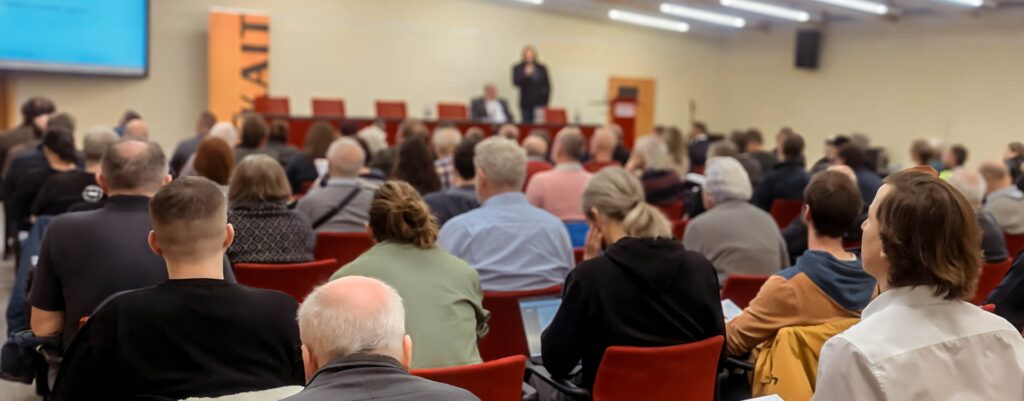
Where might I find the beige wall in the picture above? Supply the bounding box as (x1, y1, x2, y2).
(6, 0, 726, 152)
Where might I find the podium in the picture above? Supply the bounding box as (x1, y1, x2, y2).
(610, 97, 638, 148)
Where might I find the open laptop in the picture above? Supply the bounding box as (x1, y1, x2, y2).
(519, 295, 562, 363)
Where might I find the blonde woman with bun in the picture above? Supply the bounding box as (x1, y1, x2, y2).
(329, 181, 488, 369)
(539, 167, 725, 391)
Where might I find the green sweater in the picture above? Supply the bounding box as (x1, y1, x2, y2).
(330, 241, 489, 368)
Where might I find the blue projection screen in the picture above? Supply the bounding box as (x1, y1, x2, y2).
(0, 0, 148, 77)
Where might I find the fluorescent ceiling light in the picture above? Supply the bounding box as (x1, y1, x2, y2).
(810, 0, 889, 14)
(937, 0, 983, 7)
(510, 0, 543, 4)
(720, 0, 811, 22)
(659, 3, 747, 28)
(608, 9, 690, 33)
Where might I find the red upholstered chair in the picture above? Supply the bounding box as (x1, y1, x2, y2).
(657, 201, 685, 221)
(437, 103, 469, 120)
(583, 160, 620, 173)
(1005, 233, 1024, 259)
(78, 316, 89, 328)
(721, 274, 770, 309)
(233, 259, 339, 302)
(573, 248, 584, 265)
(411, 356, 526, 401)
(981, 304, 996, 313)
(313, 232, 374, 267)
(970, 259, 1013, 305)
(253, 95, 290, 115)
(842, 239, 861, 250)
(543, 108, 568, 125)
(769, 199, 804, 228)
(524, 160, 553, 190)
(311, 98, 346, 118)
(672, 219, 689, 242)
(375, 100, 407, 119)
(478, 285, 562, 361)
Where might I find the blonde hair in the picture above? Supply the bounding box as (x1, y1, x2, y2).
(632, 135, 672, 171)
(369, 181, 439, 249)
(583, 167, 671, 238)
(228, 155, 292, 205)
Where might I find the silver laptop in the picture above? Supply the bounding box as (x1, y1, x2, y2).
(519, 296, 562, 361)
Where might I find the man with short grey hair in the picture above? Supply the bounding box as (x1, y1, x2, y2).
(439, 137, 573, 291)
(284, 276, 479, 401)
(295, 137, 375, 233)
(683, 157, 789, 284)
(432, 127, 462, 190)
(949, 168, 1008, 263)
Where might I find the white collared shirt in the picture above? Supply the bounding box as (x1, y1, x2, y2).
(813, 286, 1024, 401)
(485, 99, 507, 123)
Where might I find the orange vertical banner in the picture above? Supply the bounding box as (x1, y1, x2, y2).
(208, 8, 269, 123)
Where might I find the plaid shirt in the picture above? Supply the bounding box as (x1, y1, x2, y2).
(435, 157, 454, 190)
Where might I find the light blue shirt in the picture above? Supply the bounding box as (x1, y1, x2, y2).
(438, 192, 574, 292)
(986, 186, 1024, 203)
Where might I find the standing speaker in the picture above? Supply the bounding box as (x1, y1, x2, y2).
(795, 29, 822, 70)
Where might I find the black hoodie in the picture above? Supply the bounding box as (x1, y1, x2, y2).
(541, 237, 726, 390)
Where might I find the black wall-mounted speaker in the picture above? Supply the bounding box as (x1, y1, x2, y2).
(795, 29, 822, 70)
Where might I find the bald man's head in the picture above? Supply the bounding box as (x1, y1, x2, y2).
(124, 119, 149, 140)
(327, 137, 366, 178)
(590, 127, 616, 161)
(980, 160, 1012, 194)
(826, 164, 858, 185)
(522, 135, 548, 159)
(298, 276, 408, 375)
(100, 139, 169, 195)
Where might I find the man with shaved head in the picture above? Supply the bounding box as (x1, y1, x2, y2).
(295, 137, 375, 232)
(526, 127, 592, 221)
(981, 160, 1024, 235)
(52, 177, 302, 400)
(284, 276, 479, 401)
(584, 126, 620, 173)
(123, 118, 149, 140)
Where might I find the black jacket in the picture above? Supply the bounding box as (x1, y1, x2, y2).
(469, 97, 514, 123)
(752, 160, 809, 211)
(512, 62, 550, 108)
(283, 354, 480, 401)
(990, 253, 1024, 331)
(541, 237, 725, 390)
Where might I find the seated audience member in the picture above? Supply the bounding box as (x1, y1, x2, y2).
(496, 123, 520, 141)
(52, 177, 303, 400)
(753, 133, 809, 211)
(170, 111, 216, 175)
(331, 182, 488, 368)
(687, 121, 710, 169)
(424, 137, 481, 226)
(707, 140, 761, 187)
(3, 113, 78, 226)
(607, 124, 631, 166)
(781, 165, 866, 260)
(684, 157, 789, 283)
(295, 137, 375, 233)
(464, 126, 486, 143)
(432, 127, 462, 190)
(356, 125, 388, 161)
(235, 114, 269, 162)
(112, 110, 141, 137)
(665, 126, 691, 177)
(1005, 142, 1024, 184)
(626, 135, 684, 206)
(948, 168, 1009, 263)
(727, 170, 875, 356)
(908, 139, 936, 167)
(745, 128, 777, 173)
(541, 167, 724, 390)
(194, 137, 235, 196)
(28, 139, 233, 350)
(439, 137, 573, 291)
(265, 119, 300, 166)
(283, 276, 480, 401)
(583, 126, 620, 173)
(287, 121, 337, 194)
(989, 253, 1024, 331)
(0, 97, 54, 184)
(122, 118, 149, 140)
(980, 160, 1024, 235)
(32, 126, 116, 217)
(940, 143, 968, 177)
(813, 169, 1024, 401)
(392, 136, 441, 196)
(836, 143, 883, 204)
(9, 123, 79, 231)
(179, 122, 238, 177)
(810, 135, 849, 174)
(526, 127, 592, 221)
(227, 155, 314, 264)
(470, 83, 513, 123)
(522, 134, 552, 188)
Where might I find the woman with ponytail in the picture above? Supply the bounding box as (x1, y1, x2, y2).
(329, 181, 488, 369)
(540, 167, 725, 391)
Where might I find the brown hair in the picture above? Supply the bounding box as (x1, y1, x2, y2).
(392, 136, 441, 195)
(369, 181, 439, 249)
(150, 176, 227, 260)
(805, 171, 862, 238)
(228, 154, 292, 205)
(910, 139, 935, 165)
(194, 137, 235, 185)
(878, 170, 981, 300)
(239, 113, 269, 149)
(304, 122, 337, 159)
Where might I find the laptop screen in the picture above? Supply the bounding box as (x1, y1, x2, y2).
(519, 296, 562, 358)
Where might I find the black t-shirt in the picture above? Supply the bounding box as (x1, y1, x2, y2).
(51, 279, 304, 400)
(9, 166, 57, 230)
(31, 170, 102, 217)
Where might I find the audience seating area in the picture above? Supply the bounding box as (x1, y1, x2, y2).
(233, 259, 339, 302)
(412, 355, 526, 401)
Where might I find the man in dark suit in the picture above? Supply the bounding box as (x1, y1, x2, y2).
(512, 45, 551, 124)
(469, 84, 514, 124)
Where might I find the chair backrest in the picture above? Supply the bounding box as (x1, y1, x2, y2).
(524, 160, 553, 190)
(769, 199, 804, 228)
(311, 98, 346, 118)
(564, 221, 589, 249)
(543, 108, 568, 124)
(233, 259, 339, 302)
(970, 258, 1013, 305)
(479, 285, 562, 361)
(1005, 233, 1024, 260)
(437, 103, 469, 120)
(672, 219, 689, 242)
(253, 95, 290, 115)
(721, 274, 770, 309)
(657, 201, 685, 221)
(591, 336, 724, 401)
(981, 303, 997, 313)
(313, 232, 374, 267)
(375, 100, 407, 119)
(573, 248, 584, 265)
(412, 356, 526, 401)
